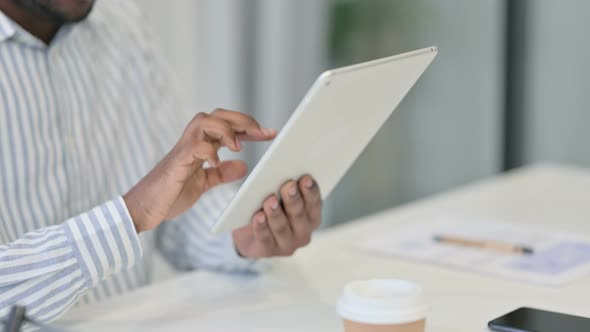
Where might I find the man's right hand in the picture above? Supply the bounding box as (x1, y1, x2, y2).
(123, 109, 277, 233)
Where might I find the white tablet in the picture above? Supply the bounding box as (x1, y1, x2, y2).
(211, 47, 438, 234)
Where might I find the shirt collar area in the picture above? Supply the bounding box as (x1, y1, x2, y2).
(0, 8, 99, 48)
(0, 10, 17, 43)
(0, 10, 47, 48)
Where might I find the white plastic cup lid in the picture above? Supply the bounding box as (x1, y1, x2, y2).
(337, 279, 429, 325)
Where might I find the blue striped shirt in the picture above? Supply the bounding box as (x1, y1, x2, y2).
(0, 0, 255, 324)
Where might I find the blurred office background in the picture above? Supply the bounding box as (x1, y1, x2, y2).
(138, 0, 590, 227)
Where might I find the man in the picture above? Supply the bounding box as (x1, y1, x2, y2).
(0, 0, 322, 324)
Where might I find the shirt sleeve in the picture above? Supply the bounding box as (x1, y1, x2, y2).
(0, 197, 142, 323)
(156, 184, 265, 273)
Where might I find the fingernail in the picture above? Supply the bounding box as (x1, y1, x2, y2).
(235, 137, 242, 150)
(262, 128, 276, 136)
(257, 215, 266, 224)
(271, 198, 279, 211)
(288, 185, 297, 197)
(305, 179, 314, 189)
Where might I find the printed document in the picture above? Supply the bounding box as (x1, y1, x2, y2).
(358, 217, 590, 286)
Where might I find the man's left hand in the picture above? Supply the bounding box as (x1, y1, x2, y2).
(232, 175, 322, 258)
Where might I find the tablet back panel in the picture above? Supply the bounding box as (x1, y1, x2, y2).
(211, 47, 437, 234)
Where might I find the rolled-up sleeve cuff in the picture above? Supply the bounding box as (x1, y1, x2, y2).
(219, 232, 270, 273)
(63, 197, 143, 287)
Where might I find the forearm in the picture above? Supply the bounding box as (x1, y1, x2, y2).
(0, 197, 142, 323)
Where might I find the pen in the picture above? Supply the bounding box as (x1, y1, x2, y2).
(433, 234, 534, 255)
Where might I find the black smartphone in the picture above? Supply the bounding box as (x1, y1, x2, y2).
(488, 307, 590, 332)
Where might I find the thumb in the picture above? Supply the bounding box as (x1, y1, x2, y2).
(204, 160, 248, 189)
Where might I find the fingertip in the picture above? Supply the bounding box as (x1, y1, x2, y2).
(256, 127, 276, 139)
(234, 159, 248, 177)
(247, 127, 270, 140)
(217, 160, 247, 183)
(301, 176, 315, 190)
(226, 142, 238, 152)
(262, 128, 277, 137)
(280, 180, 297, 199)
(264, 195, 279, 212)
(253, 211, 266, 226)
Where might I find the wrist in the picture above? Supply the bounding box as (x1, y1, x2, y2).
(123, 189, 159, 233)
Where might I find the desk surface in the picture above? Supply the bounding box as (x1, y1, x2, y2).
(60, 165, 590, 332)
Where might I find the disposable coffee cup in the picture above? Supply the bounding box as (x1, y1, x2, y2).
(337, 279, 429, 332)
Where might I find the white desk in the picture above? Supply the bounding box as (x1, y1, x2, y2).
(59, 165, 590, 332)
